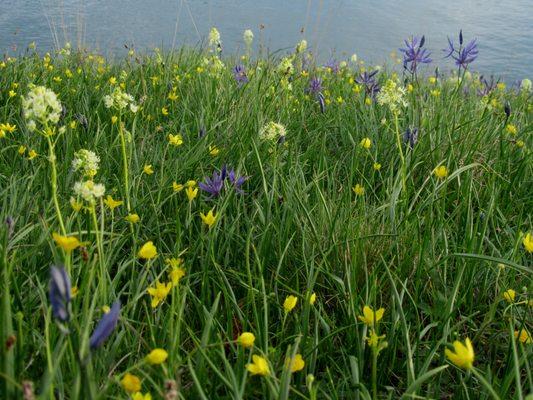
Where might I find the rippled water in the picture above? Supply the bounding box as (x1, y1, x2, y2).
(0, 0, 531, 81)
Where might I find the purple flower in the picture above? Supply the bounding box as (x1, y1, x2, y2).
(399, 36, 432, 73)
(403, 128, 419, 149)
(324, 58, 339, 74)
(307, 77, 326, 113)
(478, 75, 497, 96)
(199, 168, 226, 197)
(49, 266, 71, 322)
(443, 30, 478, 69)
(233, 65, 248, 85)
(356, 70, 380, 98)
(89, 301, 120, 350)
(227, 169, 248, 194)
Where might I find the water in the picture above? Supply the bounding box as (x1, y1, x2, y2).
(0, 0, 531, 81)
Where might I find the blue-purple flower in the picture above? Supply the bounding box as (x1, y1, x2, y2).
(399, 36, 432, 73)
(356, 70, 380, 98)
(324, 58, 340, 74)
(49, 265, 71, 322)
(233, 65, 248, 85)
(227, 168, 248, 194)
(403, 128, 419, 149)
(478, 75, 497, 97)
(89, 301, 121, 350)
(199, 166, 248, 197)
(307, 77, 325, 113)
(443, 30, 478, 69)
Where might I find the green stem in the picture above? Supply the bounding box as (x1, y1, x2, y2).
(46, 135, 66, 235)
(394, 113, 406, 193)
(118, 116, 131, 213)
(471, 368, 501, 400)
(372, 345, 378, 400)
(90, 204, 107, 299)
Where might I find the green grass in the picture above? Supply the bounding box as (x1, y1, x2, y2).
(0, 43, 531, 399)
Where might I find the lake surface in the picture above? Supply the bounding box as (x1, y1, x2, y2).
(0, 0, 531, 81)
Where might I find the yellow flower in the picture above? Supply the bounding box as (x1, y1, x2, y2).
(143, 165, 154, 175)
(132, 393, 152, 400)
(147, 281, 172, 308)
(283, 295, 298, 312)
(102, 305, 111, 314)
(358, 305, 385, 326)
(407, 83, 414, 92)
(71, 286, 79, 297)
(108, 76, 117, 85)
(246, 355, 270, 376)
(161, 107, 169, 116)
(286, 354, 305, 373)
(8, 90, 16, 98)
(28, 150, 38, 160)
(373, 162, 382, 171)
(505, 124, 517, 135)
(104, 195, 123, 211)
(238, 332, 255, 348)
(165, 257, 183, 268)
(200, 209, 217, 228)
(70, 197, 83, 212)
(0, 123, 16, 138)
(445, 338, 475, 370)
(121, 373, 141, 393)
(352, 184, 364, 196)
(111, 115, 118, 124)
(168, 91, 178, 101)
(18, 145, 26, 155)
(366, 330, 386, 347)
(185, 186, 198, 202)
(209, 145, 220, 156)
(145, 348, 168, 365)
(185, 180, 197, 187)
(169, 267, 186, 286)
(168, 134, 183, 147)
(309, 292, 317, 305)
(514, 329, 532, 344)
(365, 97, 372, 106)
(52, 232, 81, 252)
(503, 289, 516, 303)
(516, 140, 524, 148)
(360, 137, 372, 149)
(428, 76, 437, 84)
(523, 233, 533, 253)
(430, 89, 441, 97)
(138, 241, 157, 259)
(125, 213, 140, 223)
(172, 182, 184, 192)
(433, 165, 448, 179)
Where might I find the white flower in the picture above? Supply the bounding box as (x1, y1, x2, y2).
(277, 57, 294, 75)
(350, 53, 358, 63)
(376, 79, 407, 114)
(72, 149, 100, 177)
(73, 180, 105, 203)
(243, 29, 254, 48)
(521, 78, 532, 92)
(259, 121, 286, 142)
(295, 40, 307, 54)
(22, 85, 62, 129)
(208, 27, 221, 51)
(103, 87, 137, 112)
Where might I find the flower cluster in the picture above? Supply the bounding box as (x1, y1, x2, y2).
(72, 149, 100, 177)
(103, 87, 138, 112)
(73, 180, 106, 203)
(259, 121, 287, 142)
(376, 79, 407, 113)
(22, 85, 62, 131)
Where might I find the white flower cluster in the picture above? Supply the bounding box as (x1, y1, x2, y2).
(377, 79, 407, 114)
(202, 56, 225, 76)
(73, 180, 105, 203)
(103, 87, 138, 112)
(243, 29, 254, 49)
(259, 121, 286, 142)
(22, 85, 62, 131)
(295, 40, 307, 54)
(277, 57, 294, 75)
(72, 149, 100, 177)
(208, 27, 222, 52)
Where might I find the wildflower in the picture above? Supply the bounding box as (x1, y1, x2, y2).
(199, 169, 225, 197)
(520, 78, 532, 92)
(277, 57, 294, 75)
(168, 91, 178, 101)
(200, 209, 217, 228)
(147, 281, 172, 308)
(377, 79, 407, 114)
(168, 134, 183, 146)
(28, 150, 38, 160)
(227, 168, 248, 194)
(246, 355, 270, 376)
(143, 165, 154, 175)
(72, 149, 100, 177)
(233, 65, 248, 85)
(18, 145, 26, 155)
(516, 140, 525, 148)
(0, 123, 16, 138)
(358, 305, 385, 326)
(523, 233, 533, 253)
(9, 90, 16, 98)
(121, 373, 141, 393)
(172, 182, 184, 192)
(514, 329, 532, 344)
(430, 89, 441, 97)
(307, 77, 325, 112)
(366, 330, 386, 347)
(145, 348, 168, 365)
(356, 70, 380, 98)
(373, 162, 382, 171)
(89, 301, 120, 349)
(309, 292, 317, 305)
(259, 121, 286, 142)
(125, 213, 140, 223)
(295, 39, 307, 54)
(104, 195, 123, 211)
(161, 107, 169, 116)
(505, 124, 517, 135)
(52, 232, 81, 252)
(169, 266, 186, 285)
(103, 87, 138, 112)
(443, 30, 478, 70)
(132, 392, 152, 400)
(71, 286, 79, 297)
(445, 337, 474, 370)
(243, 29, 254, 48)
(403, 128, 419, 149)
(70, 197, 83, 212)
(238, 332, 255, 348)
(360, 137, 372, 149)
(324, 58, 340, 74)
(22, 85, 62, 129)
(73, 180, 105, 203)
(185, 186, 198, 201)
(186, 180, 197, 187)
(352, 184, 365, 196)
(102, 305, 110, 314)
(503, 289, 516, 303)
(111, 115, 118, 124)
(49, 266, 71, 322)
(399, 35, 432, 73)
(433, 165, 448, 179)
(208, 27, 222, 51)
(138, 241, 157, 259)
(286, 354, 305, 372)
(209, 145, 220, 156)
(283, 295, 298, 312)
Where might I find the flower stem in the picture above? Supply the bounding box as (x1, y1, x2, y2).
(394, 113, 407, 193)
(46, 135, 66, 235)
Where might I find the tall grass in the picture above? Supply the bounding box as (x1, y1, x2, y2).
(0, 39, 531, 399)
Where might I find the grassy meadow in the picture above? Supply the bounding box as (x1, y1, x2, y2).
(0, 31, 532, 399)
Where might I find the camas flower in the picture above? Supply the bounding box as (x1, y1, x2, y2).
(307, 77, 326, 113)
(403, 128, 419, 149)
(399, 36, 432, 73)
(445, 337, 474, 370)
(22, 85, 62, 130)
(443, 30, 478, 70)
(233, 65, 248, 85)
(356, 70, 380, 98)
(89, 301, 121, 349)
(49, 265, 71, 322)
(199, 169, 226, 197)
